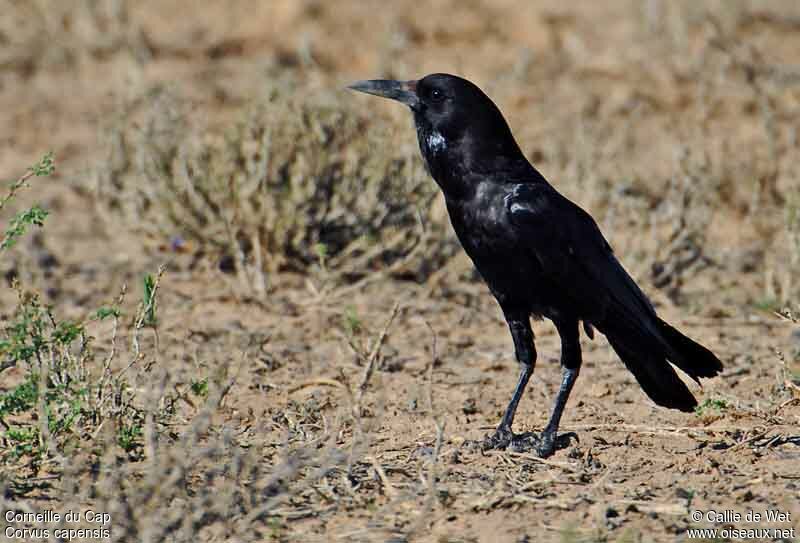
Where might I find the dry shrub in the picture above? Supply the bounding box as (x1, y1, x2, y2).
(0, 272, 166, 480)
(0, 270, 335, 542)
(647, 148, 715, 304)
(50, 370, 347, 542)
(541, 5, 800, 308)
(94, 86, 456, 293)
(0, 0, 146, 77)
(0, 299, 421, 542)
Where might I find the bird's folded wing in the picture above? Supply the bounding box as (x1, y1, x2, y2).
(505, 183, 656, 330)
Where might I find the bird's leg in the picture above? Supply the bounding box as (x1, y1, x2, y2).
(512, 319, 581, 457)
(485, 363, 532, 448)
(483, 314, 536, 450)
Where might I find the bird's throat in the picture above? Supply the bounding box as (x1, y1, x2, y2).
(416, 126, 466, 198)
(425, 131, 447, 154)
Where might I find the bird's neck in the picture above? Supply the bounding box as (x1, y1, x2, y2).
(415, 123, 539, 200)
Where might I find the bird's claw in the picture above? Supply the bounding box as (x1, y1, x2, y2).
(480, 427, 514, 451)
(478, 429, 579, 458)
(509, 431, 555, 457)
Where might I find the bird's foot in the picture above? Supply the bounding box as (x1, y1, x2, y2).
(509, 430, 579, 458)
(467, 427, 578, 457)
(478, 426, 514, 451)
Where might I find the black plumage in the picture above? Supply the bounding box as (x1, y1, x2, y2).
(349, 73, 722, 457)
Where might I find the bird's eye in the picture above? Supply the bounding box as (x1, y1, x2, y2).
(429, 89, 445, 102)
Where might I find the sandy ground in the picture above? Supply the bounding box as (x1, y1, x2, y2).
(1, 1, 799, 541)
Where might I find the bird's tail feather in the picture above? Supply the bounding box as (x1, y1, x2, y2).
(657, 319, 723, 382)
(601, 316, 722, 413)
(605, 334, 699, 412)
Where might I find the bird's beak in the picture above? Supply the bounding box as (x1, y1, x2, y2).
(347, 79, 419, 108)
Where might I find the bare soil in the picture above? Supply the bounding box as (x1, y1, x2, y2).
(1, 1, 799, 541)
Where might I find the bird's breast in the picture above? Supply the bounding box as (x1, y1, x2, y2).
(449, 195, 523, 261)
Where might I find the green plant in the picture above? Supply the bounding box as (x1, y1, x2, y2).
(142, 273, 158, 326)
(0, 372, 39, 415)
(0, 272, 166, 471)
(94, 306, 121, 320)
(343, 305, 362, 337)
(754, 297, 780, 312)
(1, 152, 54, 251)
(694, 398, 729, 416)
(117, 420, 144, 453)
(190, 377, 209, 397)
(6, 426, 39, 459)
(0, 290, 90, 461)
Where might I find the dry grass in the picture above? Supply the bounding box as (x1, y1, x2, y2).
(0, 0, 147, 76)
(93, 85, 456, 296)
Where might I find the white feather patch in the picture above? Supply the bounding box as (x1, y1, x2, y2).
(426, 131, 446, 153)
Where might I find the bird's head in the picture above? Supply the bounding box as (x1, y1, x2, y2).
(349, 73, 508, 140)
(349, 73, 529, 193)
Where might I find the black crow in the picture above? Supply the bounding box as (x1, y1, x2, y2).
(349, 73, 722, 457)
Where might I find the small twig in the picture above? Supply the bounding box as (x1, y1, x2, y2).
(95, 285, 126, 414)
(354, 303, 401, 411)
(0, 152, 54, 212)
(301, 232, 428, 308)
(367, 455, 396, 498)
(288, 379, 348, 395)
(404, 320, 446, 539)
(565, 423, 762, 434)
(776, 397, 800, 412)
(729, 430, 771, 451)
(423, 319, 439, 414)
(0, 172, 35, 211)
(123, 264, 167, 378)
(344, 304, 401, 487)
